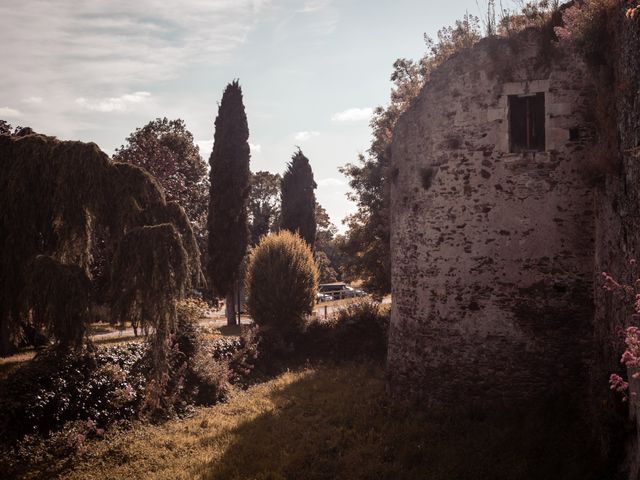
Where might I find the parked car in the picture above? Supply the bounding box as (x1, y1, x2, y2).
(316, 292, 333, 303)
(318, 282, 367, 300)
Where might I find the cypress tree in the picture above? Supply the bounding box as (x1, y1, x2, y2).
(280, 148, 317, 249)
(207, 81, 251, 326)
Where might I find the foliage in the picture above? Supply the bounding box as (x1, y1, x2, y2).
(207, 80, 251, 299)
(0, 344, 148, 444)
(246, 231, 318, 332)
(0, 133, 202, 355)
(340, 2, 566, 297)
(280, 149, 317, 249)
(25, 256, 91, 350)
(315, 250, 338, 283)
(602, 261, 640, 403)
(554, 0, 618, 66)
(497, 0, 560, 35)
(340, 18, 481, 297)
(249, 170, 281, 246)
(314, 202, 344, 283)
(113, 118, 209, 244)
(554, 0, 621, 179)
(0, 325, 258, 449)
(0, 119, 16, 135)
(110, 224, 190, 398)
(255, 300, 389, 371)
(303, 300, 389, 362)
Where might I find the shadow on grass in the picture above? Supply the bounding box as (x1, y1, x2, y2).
(199, 363, 609, 480)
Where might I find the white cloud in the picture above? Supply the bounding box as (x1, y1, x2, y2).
(299, 0, 331, 13)
(23, 96, 43, 104)
(331, 107, 373, 122)
(249, 143, 262, 154)
(0, 107, 21, 118)
(317, 177, 345, 187)
(0, 0, 271, 138)
(294, 131, 320, 142)
(75, 91, 151, 112)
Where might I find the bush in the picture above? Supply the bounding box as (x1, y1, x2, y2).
(255, 300, 390, 371)
(0, 318, 259, 444)
(305, 300, 390, 362)
(246, 231, 318, 332)
(0, 344, 148, 444)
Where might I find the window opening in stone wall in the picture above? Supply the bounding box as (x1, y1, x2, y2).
(509, 92, 545, 152)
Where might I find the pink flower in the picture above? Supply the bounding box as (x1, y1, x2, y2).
(610, 373, 629, 401)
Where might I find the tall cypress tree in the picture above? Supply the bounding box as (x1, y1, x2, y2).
(280, 148, 317, 250)
(207, 81, 250, 325)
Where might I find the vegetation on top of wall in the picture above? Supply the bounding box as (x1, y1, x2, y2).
(555, 0, 623, 178)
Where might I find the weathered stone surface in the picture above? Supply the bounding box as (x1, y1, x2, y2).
(592, 6, 640, 475)
(388, 29, 597, 407)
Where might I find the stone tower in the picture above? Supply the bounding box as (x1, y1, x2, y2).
(388, 28, 596, 406)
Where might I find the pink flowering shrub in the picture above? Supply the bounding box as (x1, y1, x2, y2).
(603, 259, 640, 402)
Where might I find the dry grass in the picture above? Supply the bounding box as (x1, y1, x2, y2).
(0, 350, 36, 380)
(14, 362, 604, 480)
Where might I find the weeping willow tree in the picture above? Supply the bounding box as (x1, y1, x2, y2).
(0, 131, 203, 359)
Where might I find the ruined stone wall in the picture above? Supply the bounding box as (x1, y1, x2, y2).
(388, 29, 597, 407)
(592, 7, 640, 475)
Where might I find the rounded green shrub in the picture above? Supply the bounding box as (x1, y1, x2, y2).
(246, 230, 318, 331)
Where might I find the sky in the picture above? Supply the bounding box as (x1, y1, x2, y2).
(0, 0, 508, 231)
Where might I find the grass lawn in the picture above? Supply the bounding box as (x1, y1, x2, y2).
(15, 362, 604, 480)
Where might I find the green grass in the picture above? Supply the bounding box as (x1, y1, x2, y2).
(12, 362, 605, 480)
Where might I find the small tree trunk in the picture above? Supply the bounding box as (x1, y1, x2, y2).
(0, 318, 13, 356)
(226, 288, 237, 326)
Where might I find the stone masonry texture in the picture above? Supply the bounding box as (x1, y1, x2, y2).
(387, 28, 597, 407)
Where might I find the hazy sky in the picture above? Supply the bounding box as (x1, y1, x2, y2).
(0, 0, 507, 230)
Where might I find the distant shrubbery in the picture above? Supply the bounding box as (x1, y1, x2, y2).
(255, 300, 390, 371)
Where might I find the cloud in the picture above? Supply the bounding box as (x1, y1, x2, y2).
(317, 177, 346, 187)
(249, 143, 262, 154)
(294, 131, 320, 142)
(331, 107, 373, 122)
(0, 107, 21, 118)
(75, 91, 151, 112)
(299, 0, 332, 13)
(23, 96, 43, 104)
(0, 0, 271, 139)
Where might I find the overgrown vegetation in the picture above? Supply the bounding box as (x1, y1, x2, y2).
(0, 304, 258, 446)
(554, 0, 622, 179)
